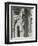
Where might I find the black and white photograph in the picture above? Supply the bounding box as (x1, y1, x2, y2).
(5, 2, 37, 44)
